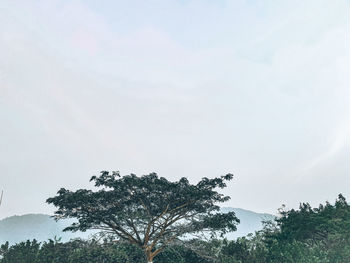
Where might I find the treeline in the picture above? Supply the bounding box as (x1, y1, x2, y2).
(1, 194, 350, 263)
(0, 239, 212, 263)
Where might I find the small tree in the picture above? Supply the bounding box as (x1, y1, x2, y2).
(47, 171, 239, 263)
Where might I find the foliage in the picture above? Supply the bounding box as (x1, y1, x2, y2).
(275, 194, 350, 245)
(46, 171, 239, 262)
(218, 194, 350, 263)
(0, 239, 145, 263)
(0, 239, 214, 263)
(0, 240, 40, 263)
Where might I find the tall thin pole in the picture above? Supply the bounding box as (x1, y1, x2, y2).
(0, 190, 3, 206)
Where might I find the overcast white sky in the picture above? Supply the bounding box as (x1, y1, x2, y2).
(1, 0, 350, 218)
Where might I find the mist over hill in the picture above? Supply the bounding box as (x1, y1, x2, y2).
(222, 208, 276, 239)
(0, 214, 92, 245)
(0, 208, 275, 245)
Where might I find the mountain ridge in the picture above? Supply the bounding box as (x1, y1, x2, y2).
(0, 208, 276, 245)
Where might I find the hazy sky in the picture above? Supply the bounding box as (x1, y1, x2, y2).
(1, 0, 350, 218)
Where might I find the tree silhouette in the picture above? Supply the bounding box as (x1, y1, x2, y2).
(47, 171, 239, 263)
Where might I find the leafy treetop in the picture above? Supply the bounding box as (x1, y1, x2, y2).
(47, 171, 239, 262)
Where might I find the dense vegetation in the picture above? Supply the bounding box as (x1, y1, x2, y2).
(1, 194, 350, 262)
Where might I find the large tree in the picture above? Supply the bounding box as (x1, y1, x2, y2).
(47, 171, 239, 263)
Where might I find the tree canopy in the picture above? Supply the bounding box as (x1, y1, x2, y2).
(46, 171, 239, 262)
(218, 194, 350, 263)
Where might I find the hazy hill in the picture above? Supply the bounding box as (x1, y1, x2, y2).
(0, 214, 92, 245)
(0, 208, 275, 245)
(222, 208, 276, 239)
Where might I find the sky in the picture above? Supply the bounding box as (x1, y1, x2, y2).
(1, 0, 350, 218)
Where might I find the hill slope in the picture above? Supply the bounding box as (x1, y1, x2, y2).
(0, 208, 275, 244)
(0, 214, 91, 245)
(222, 207, 276, 239)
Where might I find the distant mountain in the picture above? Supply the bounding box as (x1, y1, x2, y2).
(221, 208, 276, 239)
(0, 214, 92, 245)
(0, 209, 275, 245)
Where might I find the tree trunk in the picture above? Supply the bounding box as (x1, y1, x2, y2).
(145, 247, 154, 263)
